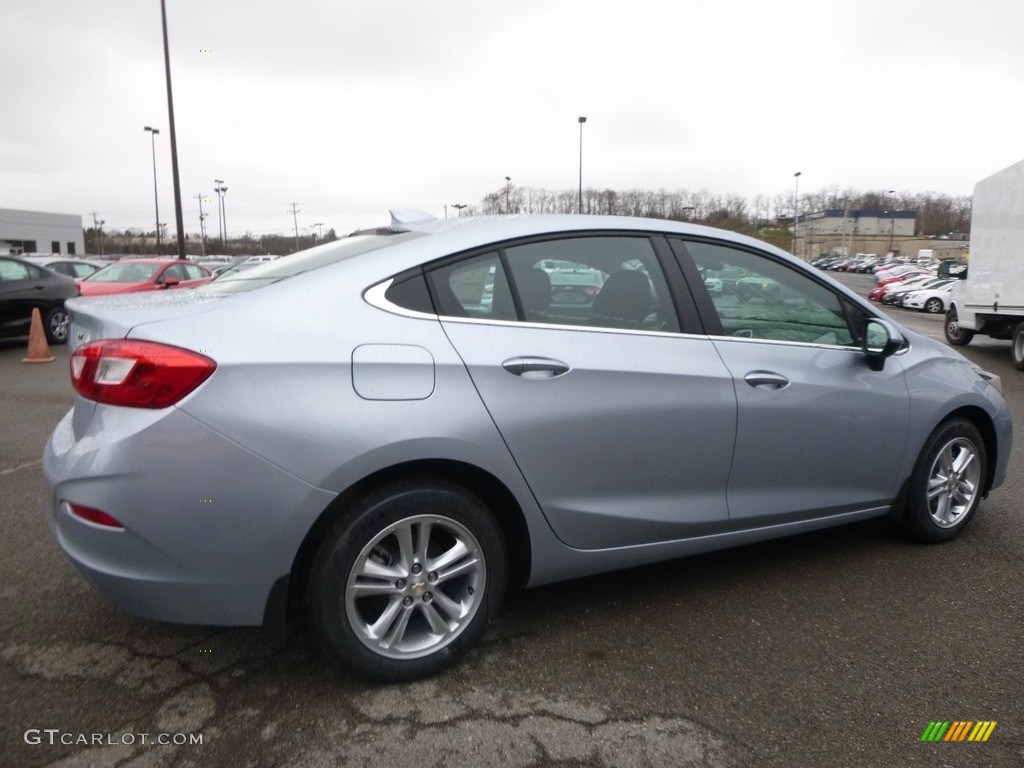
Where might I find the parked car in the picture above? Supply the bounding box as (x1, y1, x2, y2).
(21, 256, 109, 280)
(45, 211, 1011, 682)
(903, 283, 955, 314)
(77, 259, 213, 297)
(882, 278, 955, 307)
(0, 255, 78, 344)
(868, 275, 941, 304)
(548, 266, 605, 306)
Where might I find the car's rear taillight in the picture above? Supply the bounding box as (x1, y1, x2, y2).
(70, 340, 215, 408)
(67, 503, 124, 529)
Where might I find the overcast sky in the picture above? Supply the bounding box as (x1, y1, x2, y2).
(3, 0, 1023, 238)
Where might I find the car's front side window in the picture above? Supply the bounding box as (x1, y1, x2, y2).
(0, 259, 32, 282)
(679, 240, 864, 347)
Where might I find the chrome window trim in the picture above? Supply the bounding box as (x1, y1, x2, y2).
(366, 277, 907, 351)
(364, 279, 437, 320)
(365, 278, 695, 340)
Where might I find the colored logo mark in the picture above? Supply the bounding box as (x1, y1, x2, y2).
(920, 721, 997, 742)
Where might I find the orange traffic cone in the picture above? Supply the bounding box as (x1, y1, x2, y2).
(22, 307, 56, 364)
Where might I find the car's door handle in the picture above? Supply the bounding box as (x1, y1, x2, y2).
(502, 357, 571, 379)
(744, 371, 790, 390)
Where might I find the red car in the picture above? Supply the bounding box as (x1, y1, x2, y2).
(77, 259, 213, 297)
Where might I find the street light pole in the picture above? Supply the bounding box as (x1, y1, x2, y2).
(888, 189, 896, 254)
(578, 116, 587, 214)
(792, 171, 802, 255)
(505, 176, 511, 214)
(144, 126, 161, 255)
(453, 203, 467, 217)
(159, 0, 186, 259)
(288, 203, 301, 253)
(214, 179, 227, 248)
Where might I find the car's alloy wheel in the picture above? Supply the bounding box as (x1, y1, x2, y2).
(44, 307, 69, 344)
(924, 297, 944, 314)
(307, 480, 506, 681)
(903, 419, 986, 542)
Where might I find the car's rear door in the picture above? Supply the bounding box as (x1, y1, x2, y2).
(429, 234, 737, 550)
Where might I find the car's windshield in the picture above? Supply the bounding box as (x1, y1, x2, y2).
(200, 230, 425, 294)
(87, 263, 160, 283)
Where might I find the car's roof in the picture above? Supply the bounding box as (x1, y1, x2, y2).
(376, 212, 798, 265)
(106, 258, 193, 265)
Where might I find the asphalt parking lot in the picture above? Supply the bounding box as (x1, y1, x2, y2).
(2, 277, 1023, 767)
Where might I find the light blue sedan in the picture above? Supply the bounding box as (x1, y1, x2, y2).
(44, 210, 1012, 681)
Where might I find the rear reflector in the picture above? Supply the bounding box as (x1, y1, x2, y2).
(70, 340, 216, 408)
(68, 503, 124, 529)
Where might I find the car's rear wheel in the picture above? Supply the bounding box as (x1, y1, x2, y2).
(943, 309, 973, 346)
(306, 479, 506, 682)
(924, 297, 944, 314)
(902, 419, 986, 543)
(44, 306, 69, 345)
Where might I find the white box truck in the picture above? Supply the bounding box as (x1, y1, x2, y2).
(945, 157, 1024, 369)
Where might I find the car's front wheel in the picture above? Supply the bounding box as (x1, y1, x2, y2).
(306, 479, 507, 682)
(44, 306, 69, 345)
(902, 419, 986, 543)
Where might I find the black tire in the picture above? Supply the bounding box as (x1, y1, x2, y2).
(306, 479, 507, 682)
(1012, 322, 1024, 371)
(943, 309, 973, 346)
(924, 297, 944, 314)
(43, 306, 69, 345)
(902, 419, 986, 543)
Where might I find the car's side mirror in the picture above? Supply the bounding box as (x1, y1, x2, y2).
(863, 318, 903, 371)
(163, 276, 181, 288)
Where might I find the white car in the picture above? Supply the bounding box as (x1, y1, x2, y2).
(903, 284, 954, 314)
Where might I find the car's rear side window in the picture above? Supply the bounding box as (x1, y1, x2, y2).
(425, 235, 681, 333)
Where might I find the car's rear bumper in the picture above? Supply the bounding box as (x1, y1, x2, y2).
(43, 405, 336, 626)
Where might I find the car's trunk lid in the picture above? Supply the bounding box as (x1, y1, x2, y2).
(66, 290, 226, 351)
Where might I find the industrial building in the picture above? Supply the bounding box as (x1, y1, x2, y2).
(0, 208, 85, 256)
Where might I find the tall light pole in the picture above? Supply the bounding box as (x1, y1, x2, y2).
(158, 0, 186, 259)
(288, 203, 301, 253)
(453, 203, 467, 217)
(144, 126, 161, 255)
(504, 176, 511, 214)
(578, 116, 587, 214)
(888, 189, 896, 253)
(792, 171, 802, 255)
(311, 222, 323, 245)
(195, 194, 208, 257)
(214, 180, 227, 248)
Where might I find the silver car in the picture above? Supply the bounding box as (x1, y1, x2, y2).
(44, 211, 1012, 681)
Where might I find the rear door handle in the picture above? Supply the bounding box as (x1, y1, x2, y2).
(502, 357, 571, 379)
(744, 371, 790, 390)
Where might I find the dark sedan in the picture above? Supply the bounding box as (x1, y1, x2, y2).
(0, 256, 78, 344)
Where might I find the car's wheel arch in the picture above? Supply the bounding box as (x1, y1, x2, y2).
(276, 459, 533, 632)
(889, 405, 999, 524)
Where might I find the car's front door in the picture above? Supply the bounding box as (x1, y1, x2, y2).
(672, 238, 911, 525)
(430, 235, 737, 550)
(0, 258, 38, 336)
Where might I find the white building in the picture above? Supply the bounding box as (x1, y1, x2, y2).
(0, 208, 85, 256)
(796, 209, 916, 238)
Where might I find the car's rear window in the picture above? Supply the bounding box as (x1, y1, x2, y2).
(200, 230, 425, 294)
